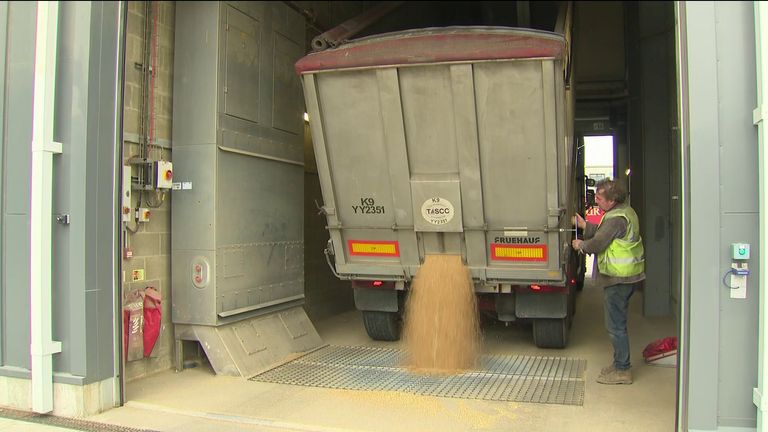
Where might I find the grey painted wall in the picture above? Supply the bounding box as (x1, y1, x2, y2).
(2, 1, 35, 370)
(686, 2, 759, 429)
(0, 2, 123, 384)
(639, 2, 675, 317)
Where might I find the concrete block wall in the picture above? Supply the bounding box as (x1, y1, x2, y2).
(121, 1, 175, 382)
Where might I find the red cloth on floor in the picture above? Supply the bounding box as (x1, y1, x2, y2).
(142, 287, 162, 358)
(643, 337, 677, 359)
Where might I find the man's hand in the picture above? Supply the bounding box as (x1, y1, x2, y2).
(572, 239, 583, 252)
(572, 213, 586, 230)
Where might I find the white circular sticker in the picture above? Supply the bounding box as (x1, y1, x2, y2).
(421, 197, 455, 225)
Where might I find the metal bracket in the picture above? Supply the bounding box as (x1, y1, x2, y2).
(55, 214, 70, 225)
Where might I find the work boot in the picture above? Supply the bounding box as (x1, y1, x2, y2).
(600, 364, 616, 375)
(597, 367, 632, 385)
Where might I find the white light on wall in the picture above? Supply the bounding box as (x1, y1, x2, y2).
(625, 168, 631, 176)
(303, 112, 309, 122)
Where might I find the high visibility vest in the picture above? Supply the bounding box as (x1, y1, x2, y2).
(597, 206, 645, 277)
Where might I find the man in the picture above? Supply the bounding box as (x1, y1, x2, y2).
(572, 178, 645, 385)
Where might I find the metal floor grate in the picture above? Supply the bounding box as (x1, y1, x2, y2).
(251, 345, 586, 406)
(0, 407, 157, 432)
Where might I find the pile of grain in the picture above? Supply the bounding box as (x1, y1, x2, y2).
(402, 254, 480, 374)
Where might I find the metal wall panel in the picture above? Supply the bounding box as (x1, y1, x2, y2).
(215, 150, 304, 317)
(0, 1, 123, 384)
(173, 1, 306, 326)
(2, 1, 36, 369)
(639, 3, 673, 317)
(712, 1, 759, 427)
(273, 33, 304, 134)
(685, 1, 759, 429)
(224, 5, 262, 124)
(53, 1, 123, 381)
(0, 0, 6, 367)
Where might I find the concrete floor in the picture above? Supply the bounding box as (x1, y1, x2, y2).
(85, 280, 678, 432)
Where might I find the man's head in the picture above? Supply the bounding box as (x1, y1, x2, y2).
(594, 178, 627, 212)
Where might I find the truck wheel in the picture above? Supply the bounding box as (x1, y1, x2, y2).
(575, 254, 586, 291)
(362, 311, 401, 341)
(533, 318, 568, 348)
(567, 290, 577, 324)
(576, 265, 585, 291)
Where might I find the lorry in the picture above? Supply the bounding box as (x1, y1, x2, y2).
(295, 16, 583, 348)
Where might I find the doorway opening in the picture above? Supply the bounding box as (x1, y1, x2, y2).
(582, 134, 615, 277)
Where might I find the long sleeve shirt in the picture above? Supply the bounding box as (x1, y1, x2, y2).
(580, 203, 646, 289)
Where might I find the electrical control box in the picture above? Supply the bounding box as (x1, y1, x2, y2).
(138, 208, 151, 222)
(154, 160, 174, 189)
(122, 165, 132, 222)
(731, 243, 750, 260)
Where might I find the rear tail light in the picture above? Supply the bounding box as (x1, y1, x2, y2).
(352, 280, 394, 289)
(514, 284, 568, 293)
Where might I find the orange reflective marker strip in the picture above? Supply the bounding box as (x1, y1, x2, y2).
(348, 240, 400, 257)
(491, 244, 547, 261)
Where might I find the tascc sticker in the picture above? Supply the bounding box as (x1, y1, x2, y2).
(421, 197, 455, 225)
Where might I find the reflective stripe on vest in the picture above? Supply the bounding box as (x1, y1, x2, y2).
(597, 206, 645, 277)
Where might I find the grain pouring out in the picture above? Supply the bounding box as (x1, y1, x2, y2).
(403, 254, 481, 374)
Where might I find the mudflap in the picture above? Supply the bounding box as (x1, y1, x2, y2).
(353, 286, 399, 312)
(516, 291, 572, 349)
(515, 292, 569, 319)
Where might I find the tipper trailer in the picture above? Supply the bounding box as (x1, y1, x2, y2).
(296, 23, 584, 348)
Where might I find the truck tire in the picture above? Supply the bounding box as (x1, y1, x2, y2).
(533, 318, 568, 348)
(362, 311, 401, 341)
(576, 260, 586, 291)
(575, 252, 586, 291)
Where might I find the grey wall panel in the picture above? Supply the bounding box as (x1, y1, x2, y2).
(685, 2, 722, 429)
(171, 1, 218, 148)
(686, 1, 759, 429)
(173, 1, 305, 326)
(719, 213, 760, 427)
(216, 151, 304, 315)
(3, 216, 30, 368)
(2, 1, 36, 369)
(53, 0, 93, 377)
(713, 1, 758, 427)
(639, 2, 673, 317)
(216, 153, 303, 245)
(87, 0, 123, 380)
(717, 7, 759, 214)
(0, 1, 6, 365)
(51, 1, 123, 382)
(3, 3, 34, 216)
(170, 146, 217, 251)
(223, 5, 262, 124)
(272, 33, 304, 135)
(1, 0, 122, 383)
